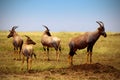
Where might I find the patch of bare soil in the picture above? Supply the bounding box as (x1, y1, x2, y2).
(44, 63, 120, 80)
(68, 63, 119, 73)
(0, 63, 120, 80)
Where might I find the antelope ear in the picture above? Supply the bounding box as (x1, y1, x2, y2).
(25, 35, 30, 39)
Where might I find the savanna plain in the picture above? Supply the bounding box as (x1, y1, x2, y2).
(0, 31, 120, 80)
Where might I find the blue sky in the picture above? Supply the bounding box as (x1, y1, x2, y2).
(0, 0, 120, 32)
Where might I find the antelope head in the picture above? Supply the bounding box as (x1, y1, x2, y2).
(96, 21, 107, 37)
(25, 35, 36, 45)
(7, 26, 18, 38)
(42, 25, 51, 36)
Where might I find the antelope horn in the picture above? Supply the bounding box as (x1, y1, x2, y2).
(96, 21, 102, 27)
(25, 35, 30, 39)
(12, 26, 18, 30)
(42, 25, 49, 31)
(99, 21, 104, 27)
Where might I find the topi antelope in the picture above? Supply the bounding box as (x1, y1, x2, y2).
(41, 25, 61, 61)
(7, 26, 23, 60)
(68, 21, 107, 65)
(21, 35, 36, 71)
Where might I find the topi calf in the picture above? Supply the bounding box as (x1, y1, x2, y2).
(21, 35, 36, 71)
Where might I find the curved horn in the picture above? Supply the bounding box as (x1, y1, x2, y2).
(96, 21, 102, 27)
(12, 26, 18, 30)
(99, 21, 104, 27)
(42, 25, 49, 31)
(25, 35, 30, 39)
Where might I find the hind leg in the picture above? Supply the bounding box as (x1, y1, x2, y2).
(68, 48, 77, 65)
(27, 57, 29, 70)
(59, 45, 62, 53)
(56, 50, 59, 61)
(68, 55, 73, 66)
(57, 46, 62, 61)
(54, 45, 61, 61)
(32, 52, 36, 59)
(18, 46, 22, 60)
(21, 55, 25, 70)
(18, 50, 21, 60)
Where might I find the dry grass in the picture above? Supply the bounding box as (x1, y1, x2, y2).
(0, 31, 120, 80)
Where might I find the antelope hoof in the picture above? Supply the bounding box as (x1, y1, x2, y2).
(17, 59, 21, 61)
(57, 59, 59, 62)
(69, 63, 73, 67)
(85, 62, 88, 64)
(13, 58, 17, 60)
(85, 61, 92, 64)
(90, 60, 92, 64)
(21, 68, 23, 71)
(47, 58, 50, 61)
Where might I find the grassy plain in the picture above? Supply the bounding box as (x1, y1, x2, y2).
(0, 31, 120, 80)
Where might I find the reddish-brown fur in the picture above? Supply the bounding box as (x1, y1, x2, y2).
(68, 21, 107, 65)
(7, 26, 23, 60)
(41, 25, 61, 61)
(21, 35, 36, 71)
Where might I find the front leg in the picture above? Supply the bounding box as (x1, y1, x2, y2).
(47, 47, 50, 61)
(16, 47, 21, 61)
(43, 46, 47, 60)
(18, 49, 22, 60)
(86, 45, 93, 64)
(86, 52, 90, 64)
(13, 47, 17, 60)
(89, 52, 92, 64)
(28, 57, 32, 70)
